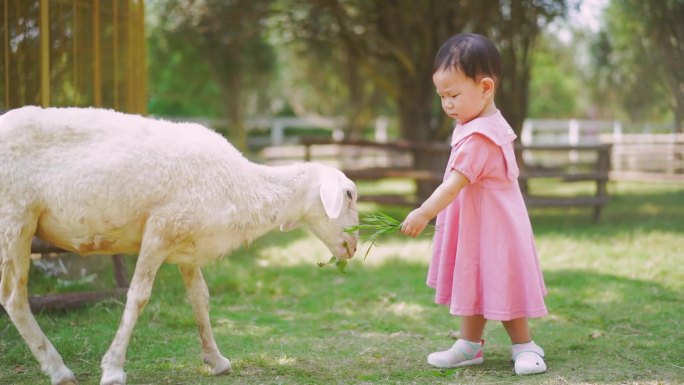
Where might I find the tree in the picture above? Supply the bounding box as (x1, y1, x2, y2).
(278, 0, 474, 198)
(150, 0, 277, 150)
(273, 0, 571, 198)
(594, 0, 684, 131)
(484, 0, 572, 135)
(146, 0, 573, 159)
(280, 0, 571, 137)
(269, 1, 393, 139)
(146, 11, 223, 117)
(528, 32, 581, 118)
(284, 0, 469, 143)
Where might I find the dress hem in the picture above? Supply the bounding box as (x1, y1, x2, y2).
(430, 290, 548, 321)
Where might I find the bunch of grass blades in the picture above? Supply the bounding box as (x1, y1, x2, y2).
(318, 212, 435, 273)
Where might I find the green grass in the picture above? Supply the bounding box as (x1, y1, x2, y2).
(1, 180, 683, 384)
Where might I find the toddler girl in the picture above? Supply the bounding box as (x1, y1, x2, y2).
(400, 33, 548, 375)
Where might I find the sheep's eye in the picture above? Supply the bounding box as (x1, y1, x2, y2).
(346, 190, 353, 200)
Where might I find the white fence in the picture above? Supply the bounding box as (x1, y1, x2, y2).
(160, 115, 683, 181)
(602, 133, 684, 181)
(521, 119, 622, 146)
(523, 119, 683, 181)
(521, 119, 620, 167)
(156, 115, 396, 146)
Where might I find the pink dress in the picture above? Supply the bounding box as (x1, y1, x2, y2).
(427, 110, 547, 321)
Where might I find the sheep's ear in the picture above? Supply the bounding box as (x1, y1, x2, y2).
(280, 222, 299, 232)
(320, 176, 344, 219)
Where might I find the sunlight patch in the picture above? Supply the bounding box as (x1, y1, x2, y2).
(259, 236, 330, 266)
(358, 239, 433, 266)
(258, 232, 433, 267)
(215, 318, 272, 336)
(637, 203, 663, 215)
(386, 301, 426, 318)
(584, 287, 622, 304)
(276, 355, 297, 365)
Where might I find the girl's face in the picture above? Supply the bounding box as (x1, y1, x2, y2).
(433, 68, 495, 125)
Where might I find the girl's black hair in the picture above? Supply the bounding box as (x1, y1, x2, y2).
(433, 33, 501, 83)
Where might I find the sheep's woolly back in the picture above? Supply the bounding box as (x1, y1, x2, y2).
(0, 106, 309, 262)
(0, 106, 358, 385)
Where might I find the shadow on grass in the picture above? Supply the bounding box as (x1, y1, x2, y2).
(201, 261, 684, 384)
(3, 257, 684, 384)
(193, 257, 684, 380)
(537, 268, 684, 383)
(529, 186, 684, 234)
(25, 225, 313, 296)
(6, 182, 683, 383)
(367, 184, 684, 241)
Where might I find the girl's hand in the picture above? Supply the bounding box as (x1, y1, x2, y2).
(400, 208, 431, 238)
(400, 170, 468, 238)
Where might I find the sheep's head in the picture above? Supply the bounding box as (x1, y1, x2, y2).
(280, 165, 359, 260)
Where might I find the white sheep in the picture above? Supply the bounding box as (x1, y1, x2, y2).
(0, 106, 359, 385)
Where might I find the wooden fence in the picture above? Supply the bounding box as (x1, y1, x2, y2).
(261, 138, 612, 221)
(602, 133, 684, 181)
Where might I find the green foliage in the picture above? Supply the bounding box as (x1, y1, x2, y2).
(589, 0, 684, 128)
(146, 1, 573, 143)
(142, 0, 684, 139)
(528, 33, 581, 118)
(146, 0, 279, 150)
(316, 256, 348, 273)
(146, 25, 223, 117)
(344, 212, 435, 260)
(1, 181, 682, 384)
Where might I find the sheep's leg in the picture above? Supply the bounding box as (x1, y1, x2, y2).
(179, 264, 232, 375)
(0, 213, 76, 385)
(100, 245, 166, 385)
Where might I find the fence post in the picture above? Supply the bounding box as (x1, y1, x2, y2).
(593, 144, 611, 222)
(40, 0, 50, 107)
(271, 120, 284, 146)
(521, 120, 534, 165)
(612, 120, 623, 173)
(375, 116, 389, 143)
(3, 0, 8, 107)
(569, 119, 580, 166)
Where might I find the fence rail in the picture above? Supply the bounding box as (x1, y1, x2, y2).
(524, 120, 683, 181)
(262, 139, 612, 221)
(601, 133, 684, 181)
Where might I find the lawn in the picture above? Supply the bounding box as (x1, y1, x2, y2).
(1, 180, 683, 385)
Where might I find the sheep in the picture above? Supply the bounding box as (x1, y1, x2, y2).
(0, 106, 359, 385)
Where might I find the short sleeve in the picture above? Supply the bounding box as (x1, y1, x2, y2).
(449, 134, 492, 183)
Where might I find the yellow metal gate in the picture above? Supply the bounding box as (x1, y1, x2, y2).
(1, 0, 146, 113)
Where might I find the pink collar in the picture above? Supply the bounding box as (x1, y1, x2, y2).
(450, 110, 517, 147)
(450, 110, 519, 182)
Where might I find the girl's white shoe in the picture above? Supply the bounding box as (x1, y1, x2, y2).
(427, 339, 484, 368)
(511, 341, 546, 375)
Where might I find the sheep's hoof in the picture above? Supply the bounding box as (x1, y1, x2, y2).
(99, 370, 126, 385)
(210, 357, 232, 375)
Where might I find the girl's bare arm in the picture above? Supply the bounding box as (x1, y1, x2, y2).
(400, 170, 469, 237)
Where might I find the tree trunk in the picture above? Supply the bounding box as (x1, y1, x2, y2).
(224, 74, 248, 152)
(495, 0, 541, 193)
(671, 86, 684, 134)
(343, 45, 367, 140)
(397, 73, 442, 202)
